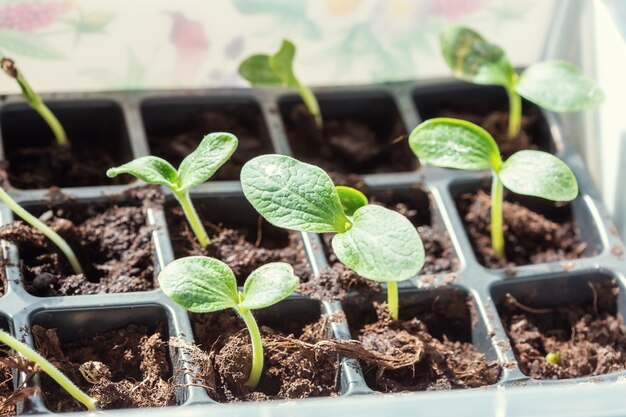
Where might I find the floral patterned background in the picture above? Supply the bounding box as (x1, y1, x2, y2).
(0, 0, 558, 93)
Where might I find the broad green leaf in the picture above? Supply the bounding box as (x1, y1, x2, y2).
(239, 263, 298, 310)
(332, 205, 424, 282)
(269, 39, 297, 87)
(107, 156, 178, 188)
(516, 61, 604, 112)
(239, 54, 283, 86)
(336, 186, 368, 217)
(440, 26, 514, 87)
(177, 132, 238, 190)
(241, 155, 350, 233)
(499, 150, 578, 201)
(159, 256, 239, 313)
(409, 118, 502, 171)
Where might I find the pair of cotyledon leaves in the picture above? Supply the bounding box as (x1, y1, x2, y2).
(440, 26, 603, 112)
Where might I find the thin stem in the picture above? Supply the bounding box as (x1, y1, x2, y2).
(506, 86, 522, 139)
(0, 188, 83, 274)
(238, 307, 263, 389)
(491, 175, 505, 260)
(387, 281, 399, 320)
(174, 190, 210, 247)
(296, 83, 322, 128)
(0, 329, 97, 411)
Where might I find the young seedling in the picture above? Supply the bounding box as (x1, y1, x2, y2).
(545, 351, 561, 365)
(239, 39, 322, 127)
(241, 154, 424, 319)
(159, 256, 298, 388)
(409, 117, 578, 260)
(440, 26, 603, 139)
(0, 57, 68, 146)
(0, 329, 96, 411)
(107, 132, 238, 247)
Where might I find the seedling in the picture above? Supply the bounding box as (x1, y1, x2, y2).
(0, 57, 68, 146)
(545, 351, 561, 365)
(159, 256, 298, 388)
(241, 154, 424, 319)
(440, 26, 603, 138)
(239, 39, 322, 127)
(107, 132, 238, 247)
(409, 117, 578, 260)
(0, 329, 96, 411)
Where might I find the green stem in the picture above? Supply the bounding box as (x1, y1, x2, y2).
(296, 83, 322, 128)
(491, 175, 505, 260)
(238, 308, 263, 389)
(0, 329, 97, 411)
(0, 188, 83, 275)
(506, 86, 522, 139)
(387, 281, 399, 320)
(174, 190, 210, 247)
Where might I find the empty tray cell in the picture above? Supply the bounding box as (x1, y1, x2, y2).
(342, 287, 500, 392)
(491, 271, 626, 380)
(0, 100, 134, 189)
(279, 91, 415, 175)
(141, 96, 273, 180)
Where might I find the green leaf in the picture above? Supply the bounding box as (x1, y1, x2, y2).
(158, 256, 239, 313)
(0, 30, 66, 60)
(239, 263, 298, 310)
(106, 156, 178, 188)
(332, 205, 424, 282)
(177, 132, 238, 190)
(238, 54, 283, 86)
(499, 150, 578, 201)
(241, 155, 350, 233)
(516, 61, 604, 112)
(409, 118, 502, 171)
(336, 186, 368, 217)
(439, 26, 514, 87)
(269, 39, 297, 87)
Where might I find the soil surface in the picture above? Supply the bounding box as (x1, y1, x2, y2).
(457, 190, 585, 269)
(0, 350, 36, 417)
(32, 323, 175, 412)
(147, 108, 272, 181)
(500, 281, 626, 379)
(165, 200, 311, 287)
(0, 187, 162, 296)
(283, 104, 416, 175)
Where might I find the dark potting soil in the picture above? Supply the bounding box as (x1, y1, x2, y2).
(165, 200, 311, 287)
(457, 190, 585, 269)
(32, 323, 175, 412)
(0, 350, 36, 416)
(146, 108, 272, 181)
(500, 280, 626, 379)
(186, 311, 339, 402)
(0, 187, 162, 296)
(283, 104, 416, 175)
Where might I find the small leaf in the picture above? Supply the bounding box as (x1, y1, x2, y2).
(332, 205, 424, 282)
(269, 39, 297, 87)
(440, 26, 514, 87)
(241, 155, 350, 233)
(177, 132, 238, 190)
(409, 118, 502, 171)
(159, 256, 239, 313)
(239, 263, 299, 310)
(499, 150, 578, 201)
(107, 156, 178, 188)
(336, 186, 368, 217)
(239, 54, 283, 86)
(0, 30, 66, 60)
(516, 61, 604, 112)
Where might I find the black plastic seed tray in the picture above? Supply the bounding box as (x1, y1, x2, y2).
(0, 78, 624, 415)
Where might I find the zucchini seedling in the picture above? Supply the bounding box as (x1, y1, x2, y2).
(409, 117, 578, 260)
(0, 329, 96, 411)
(107, 132, 238, 247)
(159, 256, 298, 388)
(440, 26, 603, 139)
(239, 39, 322, 127)
(0, 57, 68, 146)
(241, 154, 424, 319)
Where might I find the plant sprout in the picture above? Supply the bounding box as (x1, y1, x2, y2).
(240, 154, 424, 319)
(107, 132, 238, 247)
(409, 117, 578, 260)
(0, 57, 68, 146)
(0, 329, 96, 411)
(159, 256, 298, 388)
(440, 26, 603, 139)
(239, 39, 322, 127)
(545, 351, 561, 365)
